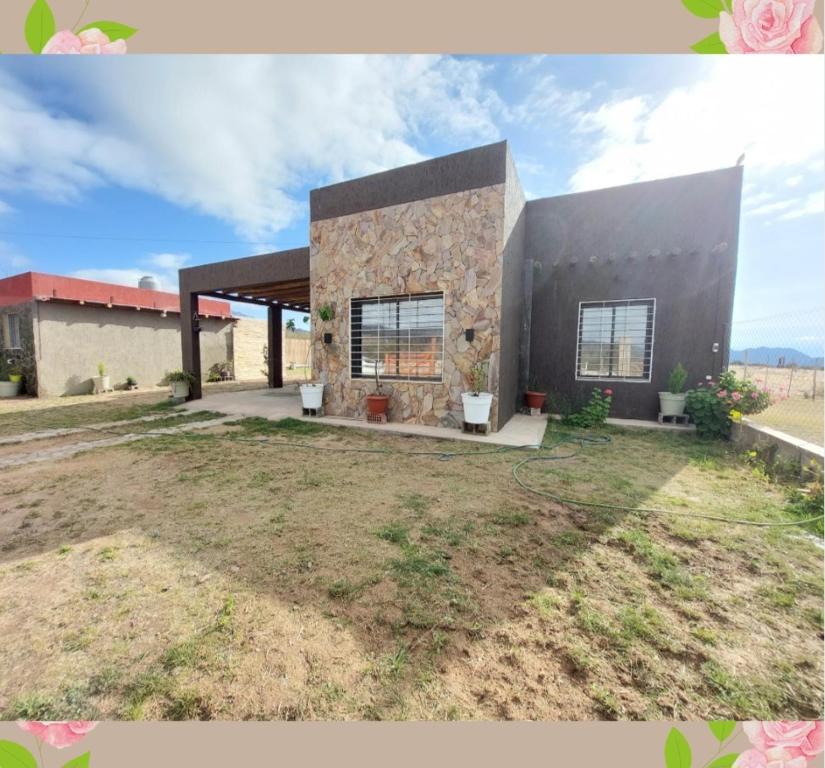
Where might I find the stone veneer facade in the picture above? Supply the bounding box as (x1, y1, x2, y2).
(309, 184, 507, 429)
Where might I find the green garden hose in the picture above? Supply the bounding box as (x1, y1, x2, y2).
(13, 415, 825, 530)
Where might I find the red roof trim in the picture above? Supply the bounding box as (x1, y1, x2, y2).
(0, 272, 232, 317)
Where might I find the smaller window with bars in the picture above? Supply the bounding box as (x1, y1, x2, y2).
(350, 293, 444, 382)
(3, 314, 22, 350)
(575, 299, 655, 382)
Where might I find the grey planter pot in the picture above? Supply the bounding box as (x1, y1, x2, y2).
(659, 392, 687, 417)
(0, 380, 22, 398)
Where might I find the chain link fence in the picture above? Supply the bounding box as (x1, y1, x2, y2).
(729, 307, 824, 446)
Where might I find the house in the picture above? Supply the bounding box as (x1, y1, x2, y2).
(0, 272, 238, 396)
(180, 140, 743, 430)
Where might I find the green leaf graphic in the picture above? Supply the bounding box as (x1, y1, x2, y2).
(62, 752, 91, 768)
(691, 32, 728, 53)
(0, 740, 38, 768)
(708, 721, 736, 743)
(707, 755, 738, 768)
(664, 728, 692, 768)
(682, 0, 726, 17)
(78, 21, 138, 41)
(24, 0, 56, 53)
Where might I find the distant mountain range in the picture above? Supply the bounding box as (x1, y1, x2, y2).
(730, 347, 824, 368)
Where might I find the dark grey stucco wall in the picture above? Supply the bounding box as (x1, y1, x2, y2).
(526, 166, 743, 420)
(498, 208, 526, 427)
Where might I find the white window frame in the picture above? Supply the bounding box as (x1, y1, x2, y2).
(574, 298, 656, 383)
(3, 314, 22, 350)
(348, 292, 446, 384)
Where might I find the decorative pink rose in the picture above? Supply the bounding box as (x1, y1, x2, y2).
(744, 721, 825, 760)
(720, 0, 824, 53)
(732, 391, 742, 401)
(17, 721, 98, 749)
(734, 747, 809, 768)
(604, 388, 613, 396)
(718, 389, 728, 397)
(751, 392, 759, 399)
(41, 28, 127, 54)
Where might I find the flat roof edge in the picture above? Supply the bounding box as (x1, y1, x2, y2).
(310, 141, 508, 222)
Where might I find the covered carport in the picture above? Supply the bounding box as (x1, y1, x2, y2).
(179, 248, 310, 400)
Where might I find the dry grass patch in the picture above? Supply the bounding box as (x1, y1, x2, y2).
(0, 416, 821, 720)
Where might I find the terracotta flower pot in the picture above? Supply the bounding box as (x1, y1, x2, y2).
(366, 394, 390, 415)
(525, 391, 546, 410)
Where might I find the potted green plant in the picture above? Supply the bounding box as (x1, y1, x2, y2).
(659, 363, 688, 417)
(166, 369, 196, 399)
(524, 375, 546, 411)
(93, 361, 110, 394)
(125, 375, 138, 391)
(8, 363, 23, 385)
(365, 362, 389, 417)
(461, 358, 493, 425)
(317, 304, 335, 344)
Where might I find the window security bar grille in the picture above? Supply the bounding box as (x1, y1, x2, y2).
(350, 293, 444, 382)
(576, 299, 655, 381)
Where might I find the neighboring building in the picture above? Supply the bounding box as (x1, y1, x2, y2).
(0, 272, 235, 396)
(180, 140, 743, 430)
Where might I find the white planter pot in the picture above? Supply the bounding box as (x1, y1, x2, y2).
(93, 375, 111, 394)
(170, 381, 190, 399)
(461, 392, 493, 424)
(0, 381, 21, 398)
(300, 383, 324, 409)
(659, 392, 687, 417)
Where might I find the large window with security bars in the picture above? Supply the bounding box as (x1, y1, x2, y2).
(350, 293, 444, 382)
(575, 299, 655, 381)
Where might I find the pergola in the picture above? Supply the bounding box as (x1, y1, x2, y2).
(179, 248, 310, 400)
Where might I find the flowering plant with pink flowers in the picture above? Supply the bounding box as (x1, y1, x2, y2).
(664, 721, 823, 768)
(22, 0, 136, 54)
(0, 721, 97, 767)
(682, 0, 823, 53)
(686, 370, 772, 438)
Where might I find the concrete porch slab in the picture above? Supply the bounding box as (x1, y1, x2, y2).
(182, 387, 548, 447)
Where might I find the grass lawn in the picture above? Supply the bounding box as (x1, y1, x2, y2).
(0, 411, 821, 721)
(747, 397, 824, 447)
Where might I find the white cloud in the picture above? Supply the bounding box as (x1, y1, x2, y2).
(568, 57, 824, 198)
(0, 200, 12, 215)
(510, 74, 591, 125)
(785, 175, 804, 188)
(511, 55, 547, 76)
(0, 240, 31, 274)
(0, 56, 504, 242)
(747, 198, 796, 217)
(73, 252, 191, 292)
(778, 191, 825, 221)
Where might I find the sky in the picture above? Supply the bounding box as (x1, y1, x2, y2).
(0, 55, 822, 351)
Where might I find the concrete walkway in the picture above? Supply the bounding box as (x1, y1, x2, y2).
(181, 387, 548, 447)
(0, 411, 190, 446)
(0, 415, 235, 470)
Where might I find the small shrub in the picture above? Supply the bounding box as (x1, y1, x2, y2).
(165, 369, 196, 386)
(564, 388, 613, 429)
(686, 370, 772, 439)
(666, 363, 688, 394)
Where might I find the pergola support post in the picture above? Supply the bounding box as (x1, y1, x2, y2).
(268, 304, 283, 388)
(181, 292, 202, 400)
